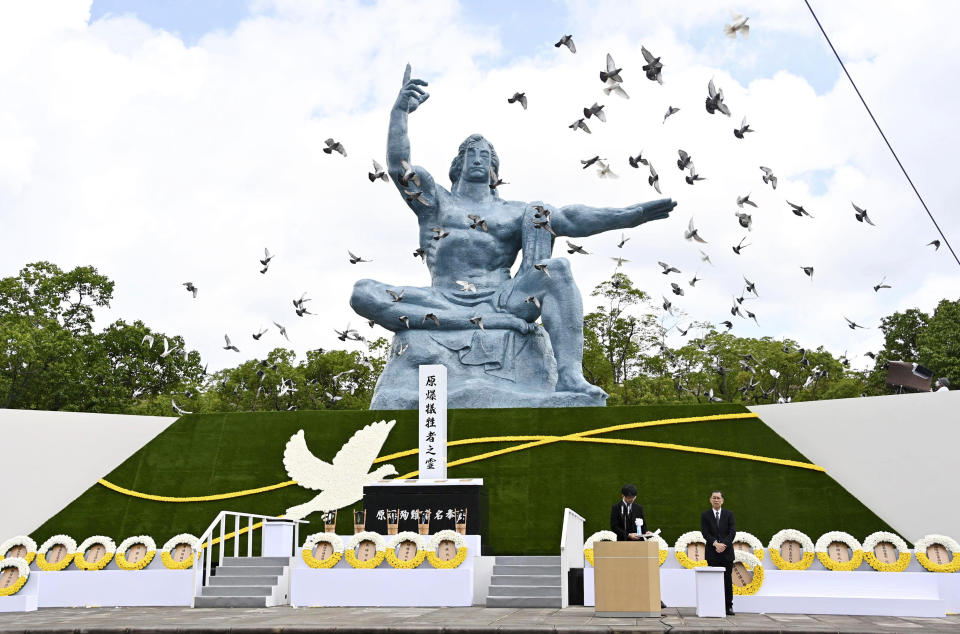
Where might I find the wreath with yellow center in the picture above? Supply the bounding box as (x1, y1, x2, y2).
(733, 531, 765, 562)
(862, 531, 911, 572)
(0, 536, 37, 565)
(115, 536, 157, 571)
(768, 529, 815, 570)
(302, 532, 344, 569)
(36, 535, 77, 571)
(344, 531, 386, 569)
(160, 534, 202, 570)
(74, 536, 116, 571)
(0, 557, 30, 597)
(385, 532, 426, 569)
(583, 530, 617, 567)
(914, 534, 960, 573)
(674, 531, 708, 569)
(732, 550, 764, 595)
(652, 533, 670, 566)
(815, 531, 864, 571)
(426, 530, 468, 569)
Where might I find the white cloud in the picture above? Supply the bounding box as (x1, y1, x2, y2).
(0, 0, 957, 378)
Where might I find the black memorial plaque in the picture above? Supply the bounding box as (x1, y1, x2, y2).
(362, 483, 489, 553)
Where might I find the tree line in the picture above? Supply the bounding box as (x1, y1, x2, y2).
(1, 262, 956, 414)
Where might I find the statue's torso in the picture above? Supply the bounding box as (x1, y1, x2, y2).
(419, 190, 525, 290)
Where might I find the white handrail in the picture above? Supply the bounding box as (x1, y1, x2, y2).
(559, 507, 586, 609)
(191, 510, 309, 604)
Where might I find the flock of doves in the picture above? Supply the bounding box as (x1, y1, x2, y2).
(161, 13, 946, 412)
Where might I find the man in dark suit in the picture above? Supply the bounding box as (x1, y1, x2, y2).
(700, 489, 736, 616)
(610, 483, 651, 541)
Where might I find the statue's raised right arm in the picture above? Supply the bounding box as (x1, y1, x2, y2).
(387, 64, 438, 213)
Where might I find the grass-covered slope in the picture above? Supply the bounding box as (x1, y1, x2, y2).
(32, 404, 895, 554)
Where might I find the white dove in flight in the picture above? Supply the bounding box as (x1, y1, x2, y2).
(282, 420, 398, 520)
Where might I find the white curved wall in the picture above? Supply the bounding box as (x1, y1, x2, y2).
(0, 409, 176, 540)
(749, 391, 960, 542)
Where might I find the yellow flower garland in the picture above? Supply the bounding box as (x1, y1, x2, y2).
(160, 551, 196, 570)
(115, 550, 156, 571)
(384, 533, 426, 569)
(816, 550, 863, 572)
(770, 548, 815, 571)
(302, 548, 342, 569)
(675, 551, 708, 569)
(584, 548, 596, 567)
(37, 551, 74, 571)
(74, 550, 114, 571)
(916, 552, 960, 573)
(344, 549, 385, 569)
(0, 575, 27, 597)
(0, 552, 36, 565)
(864, 550, 911, 573)
(658, 548, 668, 566)
(427, 547, 467, 569)
(385, 548, 426, 569)
(732, 555, 765, 596)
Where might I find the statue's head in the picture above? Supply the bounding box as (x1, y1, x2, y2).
(449, 134, 499, 192)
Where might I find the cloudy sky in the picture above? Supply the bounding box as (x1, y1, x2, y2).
(1, 0, 958, 373)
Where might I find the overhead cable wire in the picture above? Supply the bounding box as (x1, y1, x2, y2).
(804, 0, 959, 268)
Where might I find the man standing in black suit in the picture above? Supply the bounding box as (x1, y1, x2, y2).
(700, 490, 736, 616)
(610, 483, 652, 541)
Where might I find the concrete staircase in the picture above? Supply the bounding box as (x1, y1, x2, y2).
(485, 556, 562, 608)
(193, 556, 291, 608)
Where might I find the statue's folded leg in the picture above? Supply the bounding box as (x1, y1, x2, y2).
(350, 278, 464, 331)
(504, 258, 607, 399)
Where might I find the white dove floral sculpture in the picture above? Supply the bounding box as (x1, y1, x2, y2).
(283, 419, 399, 520)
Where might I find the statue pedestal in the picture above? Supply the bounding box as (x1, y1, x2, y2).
(370, 328, 606, 410)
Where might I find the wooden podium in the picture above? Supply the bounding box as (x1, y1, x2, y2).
(593, 540, 661, 617)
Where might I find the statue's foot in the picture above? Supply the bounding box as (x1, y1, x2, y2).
(556, 370, 608, 400)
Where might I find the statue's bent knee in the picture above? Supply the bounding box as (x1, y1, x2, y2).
(350, 278, 379, 316)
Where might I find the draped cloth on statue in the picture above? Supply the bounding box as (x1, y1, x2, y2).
(429, 328, 529, 383)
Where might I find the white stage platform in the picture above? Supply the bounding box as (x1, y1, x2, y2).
(583, 549, 960, 617)
(27, 556, 195, 608)
(0, 571, 38, 612)
(290, 535, 479, 608)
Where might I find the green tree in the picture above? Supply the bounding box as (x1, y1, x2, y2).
(917, 299, 960, 386)
(582, 272, 664, 403)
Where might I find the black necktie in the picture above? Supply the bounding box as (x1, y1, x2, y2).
(715, 510, 721, 529)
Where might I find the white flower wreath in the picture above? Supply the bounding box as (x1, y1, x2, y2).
(584, 530, 618, 550)
(302, 532, 344, 568)
(582, 530, 617, 567)
(161, 534, 202, 569)
(0, 536, 38, 564)
(115, 536, 157, 571)
(768, 528, 815, 570)
(674, 531, 708, 569)
(815, 531, 864, 571)
(345, 531, 386, 568)
(75, 535, 117, 570)
(914, 534, 960, 573)
(37, 535, 77, 571)
(385, 531, 426, 569)
(651, 533, 670, 566)
(734, 531, 765, 560)
(732, 549, 764, 595)
(862, 531, 911, 572)
(426, 529, 468, 569)
(0, 557, 30, 597)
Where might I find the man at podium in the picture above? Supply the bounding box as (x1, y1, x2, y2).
(610, 483, 654, 541)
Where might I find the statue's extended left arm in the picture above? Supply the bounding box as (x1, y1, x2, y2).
(550, 198, 677, 237)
